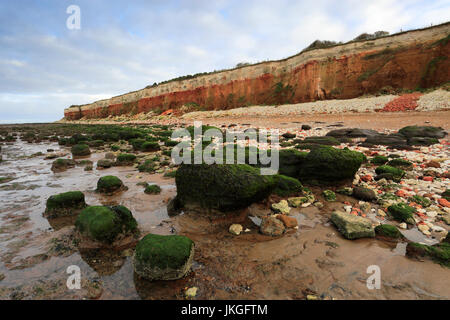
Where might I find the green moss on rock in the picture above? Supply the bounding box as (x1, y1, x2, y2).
(323, 190, 336, 201)
(370, 155, 388, 165)
(298, 146, 365, 184)
(387, 159, 413, 169)
(409, 195, 431, 207)
(375, 165, 405, 181)
(45, 191, 86, 218)
(96, 175, 124, 194)
(272, 175, 303, 197)
(375, 224, 402, 239)
(116, 153, 136, 165)
(133, 233, 194, 280)
(144, 184, 162, 194)
(75, 205, 137, 243)
(406, 242, 450, 267)
(71, 144, 91, 156)
(387, 203, 416, 224)
(176, 164, 276, 211)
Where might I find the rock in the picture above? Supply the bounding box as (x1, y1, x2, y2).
(438, 198, 450, 208)
(364, 134, 407, 147)
(277, 214, 298, 228)
(44, 191, 86, 218)
(272, 175, 303, 197)
(185, 287, 198, 298)
(360, 174, 372, 182)
(378, 209, 386, 217)
(314, 201, 324, 208)
(75, 205, 138, 243)
(326, 128, 379, 138)
(144, 184, 161, 194)
(399, 222, 407, 229)
(271, 200, 290, 214)
(408, 137, 439, 146)
(282, 132, 296, 139)
(330, 211, 375, 239)
(386, 159, 413, 169)
(387, 203, 416, 224)
(97, 159, 114, 168)
(175, 164, 276, 211)
(297, 136, 340, 146)
(133, 234, 194, 280)
(336, 187, 353, 196)
(375, 165, 405, 181)
(442, 189, 450, 201)
(352, 186, 377, 201)
(297, 146, 365, 184)
(71, 144, 91, 157)
(51, 158, 76, 172)
(409, 195, 431, 207)
(441, 214, 450, 225)
(288, 196, 310, 208)
(0, 273, 4, 281)
(96, 176, 125, 194)
(115, 153, 137, 166)
(375, 224, 402, 239)
(406, 242, 450, 267)
(260, 216, 285, 236)
(104, 152, 116, 160)
(229, 224, 243, 235)
(370, 155, 388, 165)
(278, 149, 308, 178)
(398, 125, 446, 139)
(301, 125, 311, 130)
(323, 190, 336, 201)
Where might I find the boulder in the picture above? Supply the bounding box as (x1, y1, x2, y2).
(44, 191, 86, 218)
(398, 126, 446, 139)
(133, 234, 194, 280)
(272, 175, 302, 197)
(277, 214, 298, 228)
(51, 158, 76, 172)
(75, 205, 138, 244)
(387, 203, 416, 224)
(71, 144, 91, 157)
(375, 165, 405, 181)
(96, 175, 125, 194)
(297, 146, 365, 184)
(175, 164, 276, 211)
(97, 159, 114, 168)
(277, 149, 308, 178)
(408, 137, 439, 146)
(364, 134, 407, 147)
(375, 224, 402, 239)
(352, 186, 377, 201)
(301, 125, 311, 130)
(323, 190, 336, 201)
(331, 211, 375, 239)
(260, 216, 285, 236)
(406, 242, 450, 267)
(326, 128, 379, 138)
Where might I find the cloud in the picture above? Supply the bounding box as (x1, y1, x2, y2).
(0, 0, 448, 122)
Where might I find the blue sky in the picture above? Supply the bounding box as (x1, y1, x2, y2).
(0, 0, 449, 123)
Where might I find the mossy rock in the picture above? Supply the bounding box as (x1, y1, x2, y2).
(164, 170, 177, 178)
(176, 163, 276, 211)
(407, 137, 439, 146)
(298, 146, 365, 184)
(276, 149, 308, 178)
(164, 139, 178, 147)
(186, 125, 221, 137)
(272, 175, 303, 197)
(144, 184, 162, 194)
(387, 203, 416, 224)
(88, 140, 104, 147)
(331, 211, 375, 239)
(71, 144, 91, 157)
(75, 205, 137, 243)
(442, 189, 450, 201)
(110, 145, 120, 151)
(133, 233, 194, 280)
(375, 224, 402, 239)
(45, 191, 86, 218)
(323, 190, 336, 201)
(51, 158, 76, 172)
(370, 155, 388, 165)
(398, 126, 446, 139)
(97, 159, 114, 168)
(406, 242, 450, 267)
(409, 195, 431, 207)
(116, 153, 136, 165)
(386, 159, 413, 169)
(96, 175, 124, 194)
(297, 136, 340, 146)
(352, 186, 377, 201)
(142, 141, 160, 152)
(138, 160, 156, 173)
(375, 165, 405, 181)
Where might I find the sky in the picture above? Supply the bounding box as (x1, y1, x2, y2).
(0, 0, 449, 123)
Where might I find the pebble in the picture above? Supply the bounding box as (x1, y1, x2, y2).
(185, 287, 198, 298)
(229, 224, 243, 235)
(399, 223, 407, 229)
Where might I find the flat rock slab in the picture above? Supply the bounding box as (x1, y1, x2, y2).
(331, 211, 375, 240)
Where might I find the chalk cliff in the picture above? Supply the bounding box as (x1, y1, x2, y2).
(64, 23, 450, 120)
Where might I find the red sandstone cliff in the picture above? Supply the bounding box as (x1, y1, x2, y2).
(64, 23, 450, 120)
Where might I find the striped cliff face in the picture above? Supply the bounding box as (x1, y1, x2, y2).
(64, 23, 450, 120)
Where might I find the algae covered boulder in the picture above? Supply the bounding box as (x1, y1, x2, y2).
(51, 158, 76, 172)
(71, 144, 91, 157)
(387, 203, 416, 224)
(144, 184, 161, 194)
(175, 163, 276, 211)
(133, 233, 194, 280)
(272, 174, 303, 197)
(97, 159, 114, 168)
(375, 165, 405, 181)
(352, 186, 377, 201)
(406, 242, 450, 267)
(331, 211, 375, 240)
(96, 175, 125, 194)
(115, 153, 137, 166)
(297, 146, 365, 184)
(277, 149, 308, 178)
(375, 224, 402, 239)
(398, 126, 446, 139)
(44, 191, 86, 218)
(75, 205, 138, 244)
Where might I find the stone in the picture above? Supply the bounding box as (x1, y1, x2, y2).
(75, 205, 138, 244)
(330, 211, 375, 239)
(277, 214, 298, 228)
(271, 200, 290, 214)
(260, 216, 285, 236)
(97, 159, 114, 168)
(399, 223, 407, 229)
(133, 234, 194, 280)
(438, 198, 450, 208)
(229, 224, 243, 235)
(287, 197, 308, 208)
(71, 144, 91, 157)
(398, 126, 446, 139)
(323, 190, 336, 201)
(387, 203, 416, 224)
(375, 224, 402, 239)
(51, 158, 76, 172)
(185, 287, 198, 298)
(352, 186, 377, 201)
(44, 191, 86, 218)
(326, 128, 379, 138)
(96, 175, 125, 194)
(301, 125, 312, 130)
